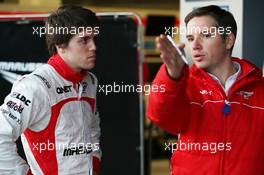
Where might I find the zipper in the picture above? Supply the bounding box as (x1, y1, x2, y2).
(215, 82, 229, 175)
(206, 76, 226, 175)
(219, 89, 237, 175)
(78, 82, 87, 155)
(77, 83, 83, 100)
(219, 99, 229, 175)
(219, 119, 226, 175)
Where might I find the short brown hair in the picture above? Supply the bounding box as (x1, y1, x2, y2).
(185, 5, 237, 52)
(45, 5, 99, 55)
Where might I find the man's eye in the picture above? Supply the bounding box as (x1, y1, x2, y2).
(202, 34, 211, 38)
(79, 39, 85, 43)
(187, 37, 194, 42)
(79, 38, 88, 44)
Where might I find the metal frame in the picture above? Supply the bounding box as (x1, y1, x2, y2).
(0, 12, 145, 175)
(97, 12, 145, 175)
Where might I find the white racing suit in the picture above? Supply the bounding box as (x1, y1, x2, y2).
(0, 54, 101, 175)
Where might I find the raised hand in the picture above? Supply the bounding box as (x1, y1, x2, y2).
(156, 35, 186, 79)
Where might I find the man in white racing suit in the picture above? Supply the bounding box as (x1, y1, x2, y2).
(0, 5, 101, 175)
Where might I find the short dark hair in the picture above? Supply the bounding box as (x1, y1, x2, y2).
(45, 5, 99, 55)
(184, 5, 237, 51)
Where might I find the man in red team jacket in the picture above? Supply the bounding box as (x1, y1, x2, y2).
(147, 5, 264, 175)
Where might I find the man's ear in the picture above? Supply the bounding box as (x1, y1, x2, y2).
(55, 44, 66, 54)
(225, 33, 235, 50)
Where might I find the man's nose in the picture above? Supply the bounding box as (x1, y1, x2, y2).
(192, 37, 202, 50)
(89, 39, 96, 51)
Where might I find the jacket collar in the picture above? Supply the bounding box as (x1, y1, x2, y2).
(190, 57, 262, 95)
(47, 54, 87, 83)
(191, 57, 262, 81)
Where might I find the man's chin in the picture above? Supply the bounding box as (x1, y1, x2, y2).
(87, 63, 96, 69)
(81, 63, 95, 70)
(194, 62, 208, 69)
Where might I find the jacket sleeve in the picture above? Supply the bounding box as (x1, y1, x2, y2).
(0, 76, 49, 175)
(146, 64, 190, 135)
(91, 109, 101, 173)
(88, 73, 101, 173)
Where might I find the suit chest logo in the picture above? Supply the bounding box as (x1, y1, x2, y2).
(200, 90, 212, 95)
(56, 85, 72, 94)
(237, 91, 254, 100)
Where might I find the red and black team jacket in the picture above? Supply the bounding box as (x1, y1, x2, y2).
(147, 58, 264, 175)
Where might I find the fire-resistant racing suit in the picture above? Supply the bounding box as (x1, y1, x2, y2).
(0, 54, 101, 175)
